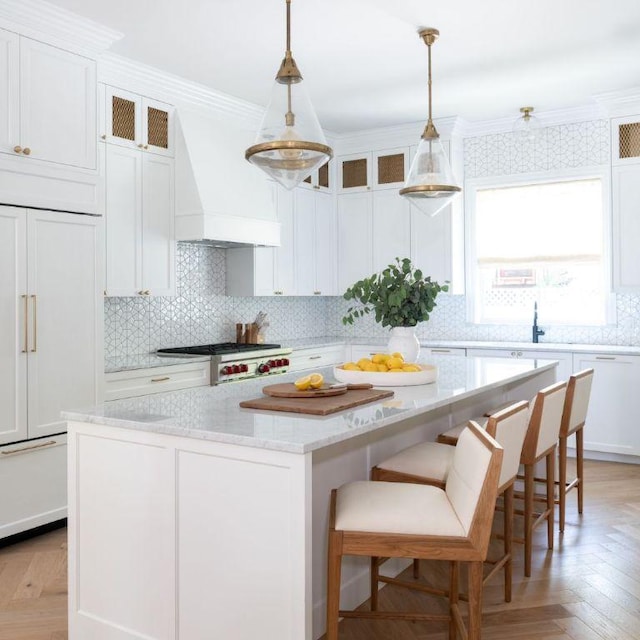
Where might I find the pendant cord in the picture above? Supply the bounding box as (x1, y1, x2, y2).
(427, 40, 433, 126)
(286, 0, 291, 54)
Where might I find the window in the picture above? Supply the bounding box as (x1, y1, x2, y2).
(466, 172, 613, 325)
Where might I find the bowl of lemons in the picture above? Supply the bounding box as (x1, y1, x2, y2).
(334, 352, 437, 387)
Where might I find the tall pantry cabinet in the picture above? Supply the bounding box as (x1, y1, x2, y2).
(0, 206, 102, 538)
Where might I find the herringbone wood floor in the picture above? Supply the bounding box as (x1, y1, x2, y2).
(1, 459, 640, 639)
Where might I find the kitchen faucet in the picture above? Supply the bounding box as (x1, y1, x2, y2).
(532, 301, 545, 343)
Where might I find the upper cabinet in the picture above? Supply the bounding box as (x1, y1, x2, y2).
(611, 115, 640, 291)
(300, 159, 332, 192)
(103, 86, 174, 157)
(0, 29, 96, 170)
(338, 147, 409, 193)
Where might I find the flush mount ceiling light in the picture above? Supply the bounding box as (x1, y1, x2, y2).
(400, 28, 461, 217)
(245, 0, 332, 190)
(513, 106, 541, 141)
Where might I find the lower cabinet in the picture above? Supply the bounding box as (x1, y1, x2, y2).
(0, 434, 67, 539)
(288, 345, 346, 373)
(105, 362, 211, 401)
(572, 353, 640, 457)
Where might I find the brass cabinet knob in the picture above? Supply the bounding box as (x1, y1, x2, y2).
(22, 147, 31, 155)
(137, 143, 144, 149)
(13, 145, 22, 153)
(313, 290, 321, 295)
(100, 134, 106, 140)
(143, 144, 149, 150)
(138, 289, 151, 296)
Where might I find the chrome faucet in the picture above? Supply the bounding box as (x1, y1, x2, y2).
(532, 301, 545, 343)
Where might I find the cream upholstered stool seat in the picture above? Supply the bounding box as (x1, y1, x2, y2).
(371, 400, 530, 602)
(558, 369, 594, 532)
(326, 422, 503, 640)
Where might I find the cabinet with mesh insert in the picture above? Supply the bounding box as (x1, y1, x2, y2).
(338, 147, 409, 193)
(611, 116, 640, 291)
(103, 85, 174, 157)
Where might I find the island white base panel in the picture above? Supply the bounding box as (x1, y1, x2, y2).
(67, 366, 555, 640)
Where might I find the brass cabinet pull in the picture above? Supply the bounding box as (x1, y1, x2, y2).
(22, 147, 31, 155)
(13, 145, 22, 154)
(30, 295, 37, 352)
(151, 376, 170, 382)
(309, 355, 322, 360)
(138, 289, 151, 296)
(1, 440, 57, 455)
(313, 290, 321, 295)
(274, 290, 283, 295)
(21, 294, 28, 352)
(595, 356, 616, 360)
(431, 349, 452, 353)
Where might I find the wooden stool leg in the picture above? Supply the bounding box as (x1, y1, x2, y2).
(546, 449, 555, 550)
(370, 557, 379, 611)
(558, 436, 568, 533)
(413, 558, 420, 579)
(504, 485, 514, 603)
(449, 560, 459, 640)
(524, 463, 534, 577)
(326, 531, 342, 640)
(576, 427, 584, 515)
(467, 561, 484, 640)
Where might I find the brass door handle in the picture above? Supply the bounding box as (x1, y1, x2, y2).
(30, 295, 37, 352)
(22, 147, 31, 155)
(21, 294, 28, 352)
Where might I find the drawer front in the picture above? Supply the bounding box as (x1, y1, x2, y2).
(0, 434, 67, 539)
(288, 347, 345, 373)
(105, 362, 210, 400)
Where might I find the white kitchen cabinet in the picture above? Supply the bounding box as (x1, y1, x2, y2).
(294, 188, 337, 296)
(0, 29, 96, 169)
(105, 361, 210, 401)
(466, 348, 573, 382)
(288, 345, 346, 373)
(337, 147, 409, 193)
(104, 145, 175, 297)
(226, 185, 295, 296)
(337, 191, 373, 293)
(300, 158, 332, 192)
(103, 85, 174, 157)
(0, 205, 102, 445)
(372, 190, 411, 274)
(572, 353, 640, 457)
(0, 434, 67, 539)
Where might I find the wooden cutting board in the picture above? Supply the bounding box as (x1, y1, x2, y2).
(262, 382, 372, 398)
(239, 387, 394, 415)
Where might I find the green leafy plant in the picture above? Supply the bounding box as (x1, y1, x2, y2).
(342, 258, 448, 328)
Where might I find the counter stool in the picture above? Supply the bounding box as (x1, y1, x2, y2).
(326, 422, 503, 640)
(558, 368, 594, 532)
(371, 400, 529, 602)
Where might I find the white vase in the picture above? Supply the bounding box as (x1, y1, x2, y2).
(387, 326, 420, 363)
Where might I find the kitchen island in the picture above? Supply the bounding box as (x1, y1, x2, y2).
(63, 355, 557, 640)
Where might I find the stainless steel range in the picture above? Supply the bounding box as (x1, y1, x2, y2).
(157, 342, 292, 384)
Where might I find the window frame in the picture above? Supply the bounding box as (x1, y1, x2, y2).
(464, 166, 616, 326)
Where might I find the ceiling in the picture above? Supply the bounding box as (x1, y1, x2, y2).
(46, 0, 640, 133)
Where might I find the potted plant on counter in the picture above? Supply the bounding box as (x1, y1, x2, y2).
(342, 257, 448, 362)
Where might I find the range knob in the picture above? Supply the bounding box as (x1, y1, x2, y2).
(282, 358, 289, 366)
(258, 363, 271, 374)
(232, 364, 240, 374)
(240, 364, 248, 373)
(221, 366, 230, 375)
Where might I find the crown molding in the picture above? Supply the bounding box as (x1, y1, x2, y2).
(0, 0, 122, 57)
(593, 87, 640, 117)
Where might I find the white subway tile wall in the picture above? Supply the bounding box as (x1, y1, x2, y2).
(104, 119, 640, 358)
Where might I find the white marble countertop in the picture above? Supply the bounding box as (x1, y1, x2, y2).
(105, 353, 211, 373)
(68, 355, 557, 454)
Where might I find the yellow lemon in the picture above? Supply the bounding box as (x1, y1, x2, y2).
(372, 353, 390, 364)
(388, 368, 404, 373)
(363, 362, 379, 372)
(294, 375, 312, 391)
(386, 356, 404, 370)
(309, 373, 324, 389)
(402, 364, 421, 372)
(377, 364, 388, 372)
(357, 358, 372, 369)
(391, 352, 405, 361)
(343, 363, 361, 371)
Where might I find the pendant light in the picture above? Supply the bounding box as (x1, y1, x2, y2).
(400, 28, 460, 217)
(513, 106, 541, 141)
(245, 0, 332, 190)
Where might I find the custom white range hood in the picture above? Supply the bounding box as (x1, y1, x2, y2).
(174, 108, 281, 248)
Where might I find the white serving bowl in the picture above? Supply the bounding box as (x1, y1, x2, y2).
(333, 364, 438, 387)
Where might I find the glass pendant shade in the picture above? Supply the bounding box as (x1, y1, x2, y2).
(513, 106, 541, 142)
(247, 78, 331, 190)
(401, 136, 461, 216)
